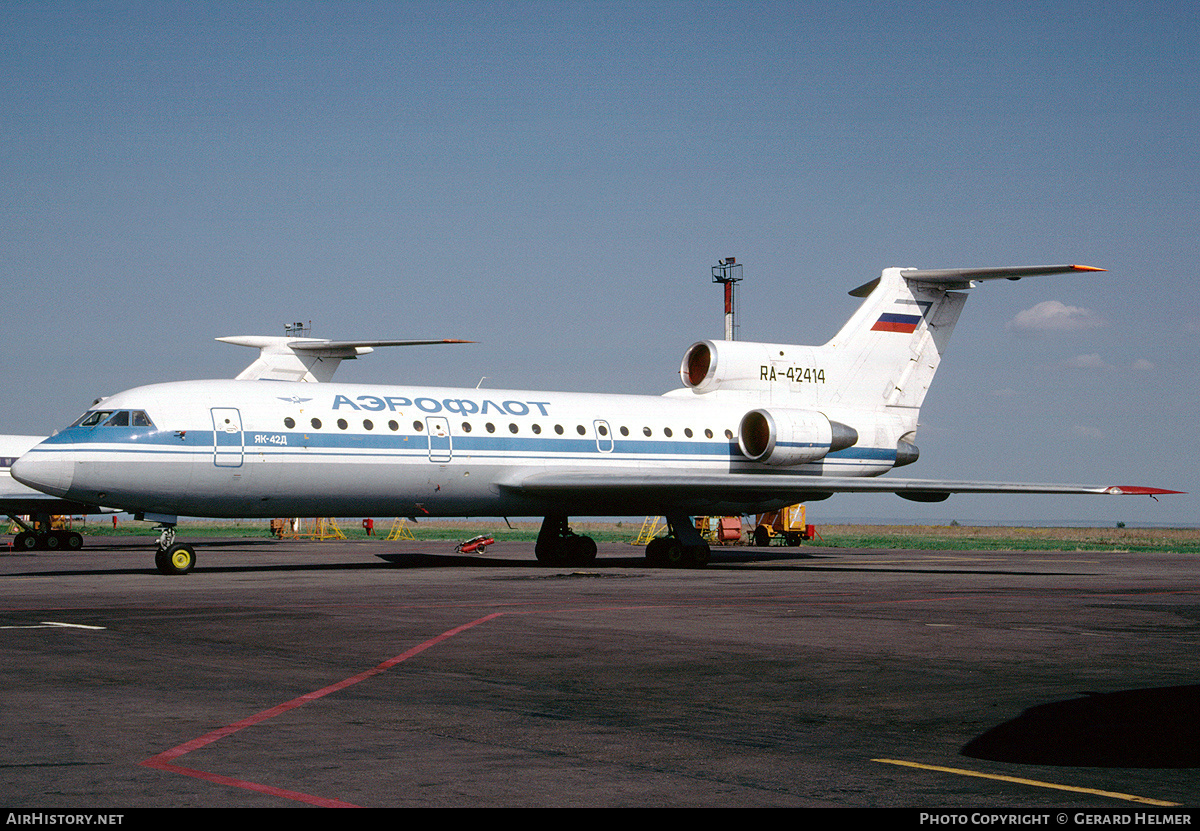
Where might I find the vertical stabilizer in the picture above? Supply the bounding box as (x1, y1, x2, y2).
(824, 268, 966, 411)
(822, 264, 1101, 412)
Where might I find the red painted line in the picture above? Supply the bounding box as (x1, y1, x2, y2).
(141, 760, 361, 808)
(139, 611, 507, 806)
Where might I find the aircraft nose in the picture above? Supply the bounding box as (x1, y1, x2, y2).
(11, 451, 75, 498)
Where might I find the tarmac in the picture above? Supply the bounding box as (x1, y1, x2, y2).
(2, 534, 1199, 809)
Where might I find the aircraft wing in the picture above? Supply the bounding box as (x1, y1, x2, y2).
(497, 468, 1182, 514)
(0, 491, 111, 517)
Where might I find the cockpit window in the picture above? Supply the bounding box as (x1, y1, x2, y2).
(72, 409, 155, 428)
(74, 410, 114, 427)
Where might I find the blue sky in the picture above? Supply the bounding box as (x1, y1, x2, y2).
(3, 1, 1197, 525)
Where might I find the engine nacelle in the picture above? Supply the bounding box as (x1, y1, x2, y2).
(681, 340, 810, 394)
(738, 408, 859, 466)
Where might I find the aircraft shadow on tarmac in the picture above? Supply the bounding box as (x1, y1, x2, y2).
(962, 685, 1200, 768)
(3, 543, 1091, 576)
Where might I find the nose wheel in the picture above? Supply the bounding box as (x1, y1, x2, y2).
(153, 522, 195, 575)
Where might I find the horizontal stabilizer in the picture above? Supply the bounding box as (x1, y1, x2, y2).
(849, 264, 1104, 297)
(218, 336, 474, 382)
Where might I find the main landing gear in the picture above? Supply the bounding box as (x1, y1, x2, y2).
(644, 513, 711, 569)
(152, 522, 196, 575)
(535, 513, 711, 569)
(535, 514, 598, 566)
(7, 514, 83, 551)
(11, 529, 84, 551)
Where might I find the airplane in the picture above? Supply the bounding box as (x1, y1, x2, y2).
(11, 264, 1181, 574)
(1, 434, 100, 550)
(1, 337, 463, 550)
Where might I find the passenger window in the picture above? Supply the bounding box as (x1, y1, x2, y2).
(285, 417, 296, 429)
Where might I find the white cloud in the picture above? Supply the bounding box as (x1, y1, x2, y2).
(1064, 353, 1116, 371)
(1132, 358, 1155, 371)
(1072, 424, 1105, 440)
(1007, 300, 1106, 335)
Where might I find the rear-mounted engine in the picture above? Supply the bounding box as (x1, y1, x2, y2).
(738, 408, 859, 466)
(681, 340, 792, 393)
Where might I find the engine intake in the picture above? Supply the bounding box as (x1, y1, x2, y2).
(738, 408, 858, 466)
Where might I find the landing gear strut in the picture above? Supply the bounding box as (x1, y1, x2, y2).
(535, 514, 597, 566)
(152, 521, 195, 575)
(644, 514, 711, 568)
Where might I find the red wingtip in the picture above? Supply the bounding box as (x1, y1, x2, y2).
(1104, 486, 1186, 495)
(1070, 264, 1107, 272)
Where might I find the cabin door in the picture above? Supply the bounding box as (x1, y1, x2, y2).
(426, 417, 452, 462)
(593, 419, 614, 453)
(211, 408, 244, 468)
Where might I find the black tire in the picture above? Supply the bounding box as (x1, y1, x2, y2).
(157, 544, 196, 575)
(565, 534, 597, 565)
(643, 537, 662, 566)
(686, 544, 711, 568)
(753, 527, 771, 547)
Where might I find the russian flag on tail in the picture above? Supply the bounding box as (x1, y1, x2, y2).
(872, 312, 922, 333)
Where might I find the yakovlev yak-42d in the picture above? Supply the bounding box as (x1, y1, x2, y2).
(12, 264, 1181, 574)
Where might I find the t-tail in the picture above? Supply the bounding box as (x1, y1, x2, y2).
(676, 264, 1103, 467)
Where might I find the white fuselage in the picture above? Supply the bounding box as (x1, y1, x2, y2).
(14, 378, 901, 519)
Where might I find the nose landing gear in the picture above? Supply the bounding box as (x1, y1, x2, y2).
(152, 521, 195, 575)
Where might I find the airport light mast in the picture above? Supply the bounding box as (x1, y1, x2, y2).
(712, 258, 742, 341)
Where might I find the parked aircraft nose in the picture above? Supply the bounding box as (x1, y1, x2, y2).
(11, 451, 75, 498)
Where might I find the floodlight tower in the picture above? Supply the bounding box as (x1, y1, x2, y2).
(712, 257, 743, 341)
